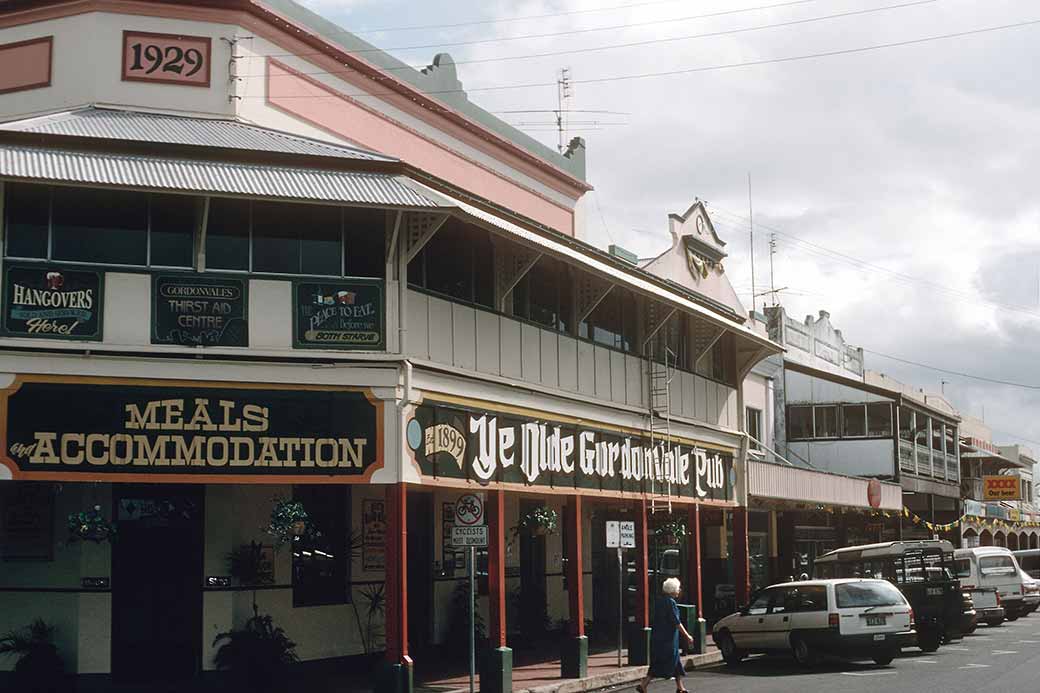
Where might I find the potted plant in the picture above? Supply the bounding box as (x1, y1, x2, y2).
(655, 519, 687, 545)
(213, 611, 299, 693)
(0, 619, 65, 693)
(265, 499, 320, 547)
(518, 506, 558, 536)
(66, 505, 116, 544)
(227, 541, 274, 614)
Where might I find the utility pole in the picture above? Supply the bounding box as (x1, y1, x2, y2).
(748, 173, 756, 313)
(769, 232, 777, 305)
(556, 68, 572, 153)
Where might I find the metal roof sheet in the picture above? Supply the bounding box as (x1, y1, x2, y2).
(0, 108, 396, 162)
(0, 145, 438, 208)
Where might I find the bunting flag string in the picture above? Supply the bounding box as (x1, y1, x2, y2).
(899, 507, 1040, 534)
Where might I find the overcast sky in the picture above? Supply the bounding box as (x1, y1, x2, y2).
(301, 0, 1040, 451)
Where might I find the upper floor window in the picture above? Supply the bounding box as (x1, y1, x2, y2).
(788, 402, 892, 442)
(867, 403, 893, 437)
(206, 198, 384, 278)
(513, 256, 571, 331)
(4, 183, 196, 268)
(408, 219, 492, 307)
(582, 287, 637, 352)
(898, 407, 914, 442)
(788, 405, 813, 441)
(814, 405, 839, 438)
(746, 406, 763, 451)
(931, 421, 945, 452)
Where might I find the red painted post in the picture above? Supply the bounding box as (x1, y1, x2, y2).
(732, 507, 750, 606)
(566, 495, 585, 637)
(687, 504, 703, 618)
(635, 498, 649, 627)
(384, 483, 409, 665)
(488, 489, 508, 648)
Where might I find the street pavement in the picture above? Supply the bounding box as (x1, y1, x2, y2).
(634, 618, 1040, 693)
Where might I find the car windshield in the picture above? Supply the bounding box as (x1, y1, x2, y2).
(979, 555, 1017, 574)
(954, 559, 971, 578)
(835, 581, 904, 608)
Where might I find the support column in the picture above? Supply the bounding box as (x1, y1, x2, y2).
(482, 490, 512, 693)
(378, 484, 412, 693)
(732, 507, 750, 607)
(629, 499, 651, 666)
(562, 495, 588, 678)
(684, 504, 707, 654)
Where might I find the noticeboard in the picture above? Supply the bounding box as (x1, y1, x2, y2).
(2, 264, 103, 341)
(152, 274, 247, 347)
(293, 280, 384, 350)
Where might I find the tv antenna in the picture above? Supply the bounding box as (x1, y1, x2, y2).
(556, 68, 572, 152)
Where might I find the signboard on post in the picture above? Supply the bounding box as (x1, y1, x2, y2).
(451, 525, 488, 547)
(620, 521, 636, 548)
(606, 520, 620, 548)
(454, 493, 484, 527)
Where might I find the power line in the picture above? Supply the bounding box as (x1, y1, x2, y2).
(864, 349, 1040, 390)
(242, 18, 1040, 100)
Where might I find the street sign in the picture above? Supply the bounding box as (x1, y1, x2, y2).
(451, 525, 489, 547)
(606, 520, 620, 548)
(455, 493, 485, 526)
(620, 521, 636, 548)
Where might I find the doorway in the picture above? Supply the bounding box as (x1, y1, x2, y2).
(111, 484, 204, 684)
(518, 499, 548, 641)
(407, 491, 434, 657)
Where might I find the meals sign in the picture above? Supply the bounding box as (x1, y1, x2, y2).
(407, 402, 734, 500)
(1, 380, 378, 479)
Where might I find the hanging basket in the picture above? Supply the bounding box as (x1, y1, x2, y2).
(67, 505, 116, 544)
(517, 506, 558, 537)
(265, 500, 321, 547)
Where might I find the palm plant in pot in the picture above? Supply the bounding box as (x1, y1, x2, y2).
(0, 619, 65, 693)
(517, 506, 558, 536)
(213, 608, 298, 693)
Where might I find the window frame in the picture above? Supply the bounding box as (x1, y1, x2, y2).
(746, 406, 763, 451)
(813, 404, 840, 439)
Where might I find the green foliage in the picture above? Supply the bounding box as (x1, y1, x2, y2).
(227, 542, 274, 587)
(0, 619, 64, 693)
(518, 506, 558, 534)
(0, 619, 54, 659)
(446, 581, 487, 657)
(66, 505, 116, 544)
(655, 519, 687, 541)
(213, 612, 299, 692)
(265, 498, 321, 546)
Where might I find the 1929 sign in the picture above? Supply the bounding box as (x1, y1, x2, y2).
(2, 264, 103, 341)
(122, 31, 211, 87)
(152, 275, 247, 347)
(294, 280, 384, 350)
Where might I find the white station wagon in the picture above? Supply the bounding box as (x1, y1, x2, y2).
(713, 578, 916, 667)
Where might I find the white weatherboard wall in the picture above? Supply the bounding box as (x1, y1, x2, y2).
(787, 439, 896, 478)
(748, 460, 902, 510)
(406, 290, 738, 430)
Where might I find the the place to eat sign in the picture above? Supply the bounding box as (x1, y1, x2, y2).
(293, 280, 384, 350)
(122, 31, 211, 87)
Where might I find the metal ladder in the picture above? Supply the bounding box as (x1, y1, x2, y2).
(647, 344, 675, 514)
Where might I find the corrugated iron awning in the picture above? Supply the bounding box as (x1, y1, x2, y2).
(0, 145, 439, 208)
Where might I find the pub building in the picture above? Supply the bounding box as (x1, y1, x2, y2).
(0, 1, 780, 690)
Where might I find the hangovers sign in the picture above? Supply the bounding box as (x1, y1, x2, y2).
(407, 401, 734, 500)
(2, 264, 103, 340)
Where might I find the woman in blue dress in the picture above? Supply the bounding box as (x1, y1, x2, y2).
(637, 577, 693, 693)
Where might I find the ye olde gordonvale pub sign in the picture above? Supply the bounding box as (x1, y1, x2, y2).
(0, 380, 380, 481)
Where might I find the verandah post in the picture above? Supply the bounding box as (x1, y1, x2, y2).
(378, 483, 412, 693)
(481, 489, 512, 693)
(629, 498, 651, 665)
(561, 494, 587, 678)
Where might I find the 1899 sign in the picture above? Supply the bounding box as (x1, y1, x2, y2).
(122, 31, 211, 87)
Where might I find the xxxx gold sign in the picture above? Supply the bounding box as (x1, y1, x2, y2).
(983, 475, 1021, 501)
(1, 379, 380, 481)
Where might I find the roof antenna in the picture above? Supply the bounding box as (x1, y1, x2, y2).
(748, 172, 756, 313)
(556, 68, 572, 153)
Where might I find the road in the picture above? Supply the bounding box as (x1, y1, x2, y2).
(636, 618, 1040, 693)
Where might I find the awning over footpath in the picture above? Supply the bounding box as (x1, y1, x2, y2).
(748, 459, 902, 511)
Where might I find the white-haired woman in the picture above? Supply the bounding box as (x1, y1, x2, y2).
(637, 577, 693, 693)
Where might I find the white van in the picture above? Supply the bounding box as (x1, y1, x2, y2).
(712, 578, 915, 667)
(954, 547, 1026, 620)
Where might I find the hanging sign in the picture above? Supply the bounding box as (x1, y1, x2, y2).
(122, 31, 211, 87)
(983, 476, 1021, 501)
(0, 378, 379, 481)
(293, 280, 384, 349)
(152, 275, 247, 347)
(408, 401, 735, 500)
(2, 264, 103, 341)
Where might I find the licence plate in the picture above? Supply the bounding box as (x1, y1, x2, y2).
(866, 615, 887, 626)
(927, 587, 943, 596)
(873, 634, 886, 641)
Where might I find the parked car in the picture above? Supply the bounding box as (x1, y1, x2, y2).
(713, 579, 915, 667)
(954, 547, 1026, 621)
(1019, 569, 1040, 615)
(1013, 548, 1040, 579)
(959, 588, 978, 635)
(813, 540, 962, 651)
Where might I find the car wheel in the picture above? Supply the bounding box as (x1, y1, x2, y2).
(966, 624, 978, 635)
(872, 651, 895, 666)
(717, 631, 744, 666)
(791, 635, 817, 667)
(1006, 613, 1020, 622)
(985, 619, 1004, 628)
(918, 628, 942, 653)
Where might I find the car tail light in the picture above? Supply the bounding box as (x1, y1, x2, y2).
(996, 592, 1002, 606)
(909, 607, 915, 627)
(828, 613, 839, 629)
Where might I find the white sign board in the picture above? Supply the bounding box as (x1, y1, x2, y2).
(620, 521, 636, 548)
(454, 494, 484, 526)
(606, 520, 620, 548)
(451, 525, 489, 547)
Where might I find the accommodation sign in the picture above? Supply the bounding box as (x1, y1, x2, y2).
(294, 280, 384, 349)
(2, 264, 102, 340)
(152, 275, 247, 347)
(407, 403, 734, 500)
(2, 381, 377, 478)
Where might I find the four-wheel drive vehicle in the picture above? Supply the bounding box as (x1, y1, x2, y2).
(813, 540, 962, 652)
(713, 579, 915, 667)
(1014, 549, 1040, 579)
(954, 547, 1026, 620)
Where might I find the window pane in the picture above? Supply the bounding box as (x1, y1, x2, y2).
(619, 290, 637, 352)
(298, 205, 342, 276)
(473, 229, 494, 308)
(843, 405, 866, 437)
(150, 194, 197, 267)
(424, 221, 471, 300)
(5, 183, 49, 258)
(590, 291, 622, 349)
(867, 403, 893, 437)
(746, 407, 762, 450)
(253, 201, 300, 274)
(835, 581, 904, 608)
(788, 406, 813, 440)
(814, 405, 839, 438)
(206, 198, 250, 271)
(292, 485, 350, 607)
(344, 207, 385, 278)
(527, 258, 561, 329)
(52, 187, 147, 265)
(915, 415, 930, 447)
(899, 407, 913, 442)
(932, 422, 945, 452)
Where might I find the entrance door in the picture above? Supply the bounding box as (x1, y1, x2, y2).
(519, 499, 548, 639)
(111, 485, 204, 684)
(407, 492, 434, 656)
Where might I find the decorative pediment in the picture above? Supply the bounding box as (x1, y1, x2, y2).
(667, 201, 726, 282)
